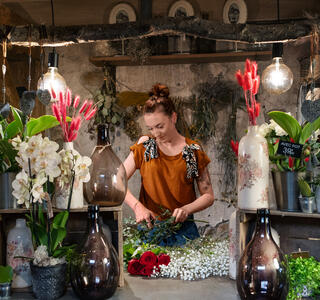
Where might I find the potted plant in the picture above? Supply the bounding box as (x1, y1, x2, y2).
(287, 255, 320, 299)
(259, 111, 320, 211)
(0, 265, 13, 298)
(297, 178, 316, 213)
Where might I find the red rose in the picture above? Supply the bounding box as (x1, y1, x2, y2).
(128, 259, 143, 275)
(157, 254, 170, 266)
(140, 264, 154, 276)
(139, 251, 158, 266)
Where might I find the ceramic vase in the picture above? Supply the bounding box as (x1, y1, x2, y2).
(6, 218, 34, 288)
(316, 186, 320, 213)
(85, 124, 127, 206)
(0, 172, 17, 209)
(55, 142, 84, 209)
(70, 205, 120, 299)
(236, 209, 288, 300)
(238, 125, 269, 210)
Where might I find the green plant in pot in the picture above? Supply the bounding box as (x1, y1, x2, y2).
(0, 265, 13, 298)
(298, 178, 316, 213)
(259, 111, 320, 211)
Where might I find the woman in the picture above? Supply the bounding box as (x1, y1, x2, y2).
(123, 84, 214, 246)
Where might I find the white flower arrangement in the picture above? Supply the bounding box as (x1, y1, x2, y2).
(12, 135, 62, 207)
(258, 113, 293, 138)
(33, 245, 65, 266)
(153, 238, 229, 280)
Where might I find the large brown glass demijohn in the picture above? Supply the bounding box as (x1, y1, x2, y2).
(236, 208, 289, 300)
(85, 124, 127, 206)
(70, 205, 120, 300)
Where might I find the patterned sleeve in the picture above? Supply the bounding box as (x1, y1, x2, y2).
(195, 145, 211, 173)
(129, 141, 145, 169)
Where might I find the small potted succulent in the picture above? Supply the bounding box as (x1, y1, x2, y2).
(0, 265, 13, 298)
(298, 178, 316, 213)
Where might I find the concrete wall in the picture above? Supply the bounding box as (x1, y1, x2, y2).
(52, 40, 309, 226)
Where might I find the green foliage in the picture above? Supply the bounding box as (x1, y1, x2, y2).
(266, 111, 320, 172)
(287, 255, 320, 300)
(0, 265, 13, 283)
(26, 206, 72, 258)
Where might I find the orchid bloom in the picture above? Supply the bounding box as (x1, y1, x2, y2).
(51, 89, 97, 142)
(235, 59, 261, 126)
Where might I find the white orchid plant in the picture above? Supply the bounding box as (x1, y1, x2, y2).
(11, 134, 91, 262)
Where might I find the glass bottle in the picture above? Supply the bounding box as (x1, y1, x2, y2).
(85, 124, 127, 206)
(70, 205, 120, 300)
(236, 209, 288, 300)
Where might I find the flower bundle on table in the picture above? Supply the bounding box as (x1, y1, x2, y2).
(127, 251, 171, 277)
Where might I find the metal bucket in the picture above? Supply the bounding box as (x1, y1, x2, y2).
(0, 172, 17, 209)
(0, 282, 11, 298)
(272, 171, 300, 211)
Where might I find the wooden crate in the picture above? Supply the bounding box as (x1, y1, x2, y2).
(0, 206, 124, 287)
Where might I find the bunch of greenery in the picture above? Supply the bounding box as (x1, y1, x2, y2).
(298, 178, 314, 197)
(287, 255, 320, 299)
(0, 265, 13, 284)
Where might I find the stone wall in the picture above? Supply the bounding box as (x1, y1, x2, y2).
(52, 40, 309, 226)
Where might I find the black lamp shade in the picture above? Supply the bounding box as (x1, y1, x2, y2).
(272, 43, 283, 58)
(48, 52, 59, 68)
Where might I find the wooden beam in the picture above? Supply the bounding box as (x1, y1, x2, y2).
(90, 51, 272, 67)
(6, 17, 318, 47)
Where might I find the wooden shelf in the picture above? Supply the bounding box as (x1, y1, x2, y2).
(0, 205, 122, 214)
(90, 51, 272, 67)
(239, 209, 320, 219)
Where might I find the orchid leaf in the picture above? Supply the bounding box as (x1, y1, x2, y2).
(52, 211, 69, 229)
(311, 115, 320, 133)
(268, 111, 301, 142)
(26, 115, 71, 137)
(51, 228, 67, 253)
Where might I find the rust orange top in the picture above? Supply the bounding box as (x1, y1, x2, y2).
(130, 137, 211, 216)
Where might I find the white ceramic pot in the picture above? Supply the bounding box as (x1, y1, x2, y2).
(238, 126, 269, 210)
(55, 142, 84, 209)
(7, 218, 34, 288)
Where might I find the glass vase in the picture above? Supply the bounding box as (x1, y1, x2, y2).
(236, 209, 288, 300)
(7, 218, 34, 288)
(85, 124, 127, 206)
(238, 125, 269, 209)
(70, 205, 120, 300)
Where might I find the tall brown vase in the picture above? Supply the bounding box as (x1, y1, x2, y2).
(70, 205, 120, 300)
(236, 208, 288, 300)
(85, 124, 127, 206)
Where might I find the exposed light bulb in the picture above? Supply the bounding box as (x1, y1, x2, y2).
(261, 43, 293, 95)
(37, 50, 67, 101)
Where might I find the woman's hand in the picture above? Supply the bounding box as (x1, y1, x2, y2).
(172, 207, 189, 223)
(134, 202, 157, 228)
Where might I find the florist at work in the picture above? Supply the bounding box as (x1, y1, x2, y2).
(123, 84, 215, 246)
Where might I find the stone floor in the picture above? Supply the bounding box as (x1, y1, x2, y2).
(10, 274, 240, 300)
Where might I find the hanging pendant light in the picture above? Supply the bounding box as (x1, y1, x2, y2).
(37, 49, 66, 100)
(261, 44, 293, 95)
(37, 0, 67, 101)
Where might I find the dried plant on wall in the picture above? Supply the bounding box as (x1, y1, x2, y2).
(127, 39, 152, 65)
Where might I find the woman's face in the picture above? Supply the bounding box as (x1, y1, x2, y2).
(144, 109, 176, 142)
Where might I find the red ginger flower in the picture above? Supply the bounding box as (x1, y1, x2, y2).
(51, 89, 97, 142)
(235, 59, 261, 125)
